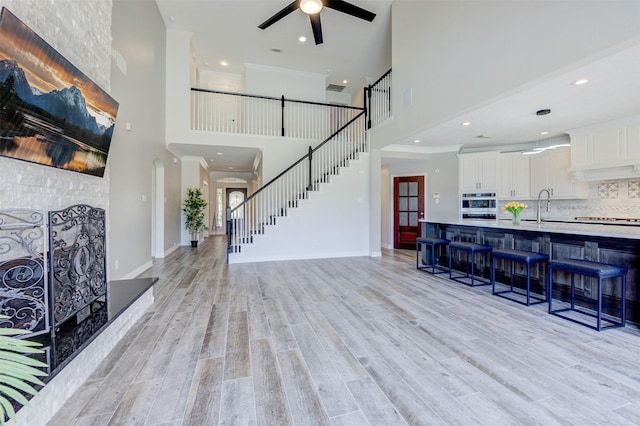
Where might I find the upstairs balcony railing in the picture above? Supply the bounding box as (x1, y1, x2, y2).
(365, 68, 392, 129)
(191, 88, 365, 140)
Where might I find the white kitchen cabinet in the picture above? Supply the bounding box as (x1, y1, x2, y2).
(458, 152, 499, 192)
(569, 116, 640, 181)
(530, 146, 587, 199)
(498, 153, 530, 199)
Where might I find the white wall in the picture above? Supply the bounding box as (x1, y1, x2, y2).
(198, 69, 244, 92)
(231, 154, 371, 263)
(245, 63, 326, 101)
(165, 28, 192, 144)
(109, 0, 181, 278)
(373, 0, 640, 148)
(425, 152, 459, 221)
(0, 0, 111, 214)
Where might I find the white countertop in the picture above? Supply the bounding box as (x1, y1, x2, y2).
(419, 218, 640, 240)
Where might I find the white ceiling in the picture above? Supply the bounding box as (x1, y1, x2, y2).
(155, 0, 392, 93)
(401, 41, 640, 151)
(155, 0, 392, 171)
(153, 0, 640, 170)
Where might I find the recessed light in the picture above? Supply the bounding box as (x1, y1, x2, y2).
(299, 36, 307, 42)
(540, 131, 549, 135)
(220, 60, 228, 66)
(413, 139, 421, 143)
(462, 121, 471, 126)
(574, 79, 589, 85)
(216, 152, 223, 155)
(342, 80, 348, 85)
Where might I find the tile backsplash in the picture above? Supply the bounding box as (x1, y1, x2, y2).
(500, 178, 640, 220)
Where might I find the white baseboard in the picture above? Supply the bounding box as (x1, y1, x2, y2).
(121, 260, 153, 280)
(229, 250, 370, 264)
(370, 250, 382, 257)
(164, 243, 180, 258)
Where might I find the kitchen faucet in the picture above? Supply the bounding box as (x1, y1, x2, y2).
(537, 189, 551, 224)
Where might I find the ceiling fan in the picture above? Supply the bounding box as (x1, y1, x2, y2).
(258, 0, 376, 45)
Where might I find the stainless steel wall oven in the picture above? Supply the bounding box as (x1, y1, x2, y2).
(461, 192, 497, 220)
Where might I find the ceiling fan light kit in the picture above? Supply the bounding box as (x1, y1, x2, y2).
(258, 0, 376, 45)
(300, 0, 323, 15)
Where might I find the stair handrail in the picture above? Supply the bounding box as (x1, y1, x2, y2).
(191, 87, 365, 111)
(229, 110, 366, 217)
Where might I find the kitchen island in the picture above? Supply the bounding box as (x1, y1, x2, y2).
(420, 219, 640, 324)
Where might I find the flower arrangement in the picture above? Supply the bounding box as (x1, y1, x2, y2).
(502, 201, 528, 224)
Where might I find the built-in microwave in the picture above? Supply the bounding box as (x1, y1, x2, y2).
(461, 192, 497, 220)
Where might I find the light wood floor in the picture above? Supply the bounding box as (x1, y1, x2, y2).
(48, 236, 640, 425)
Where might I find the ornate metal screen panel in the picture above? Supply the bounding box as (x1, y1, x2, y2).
(0, 210, 49, 336)
(48, 205, 107, 325)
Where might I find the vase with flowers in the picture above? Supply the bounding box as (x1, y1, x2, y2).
(503, 201, 528, 225)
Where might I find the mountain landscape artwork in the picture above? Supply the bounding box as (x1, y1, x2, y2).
(0, 8, 118, 177)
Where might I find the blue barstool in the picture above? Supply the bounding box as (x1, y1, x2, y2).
(448, 242, 492, 286)
(548, 259, 627, 331)
(491, 249, 549, 306)
(416, 237, 450, 274)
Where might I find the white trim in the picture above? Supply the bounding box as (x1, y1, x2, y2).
(370, 250, 383, 257)
(164, 243, 180, 258)
(229, 250, 369, 264)
(382, 143, 462, 154)
(121, 260, 153, 280)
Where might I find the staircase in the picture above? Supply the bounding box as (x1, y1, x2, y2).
(227, 112, 369, 263)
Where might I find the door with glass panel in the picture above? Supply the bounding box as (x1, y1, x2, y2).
(393, 176, 424, 249)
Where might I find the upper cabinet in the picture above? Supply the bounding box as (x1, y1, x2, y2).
(498, 153, 530, 199)
(530, 146, 587, 199)
(569, 116, 640, 181)
(458, 152, 499, 192)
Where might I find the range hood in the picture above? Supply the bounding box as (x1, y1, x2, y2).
(567, 115, 640, 182)
(569, 160, 640, 181)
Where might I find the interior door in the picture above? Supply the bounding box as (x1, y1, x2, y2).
(394, 176, 424, 249)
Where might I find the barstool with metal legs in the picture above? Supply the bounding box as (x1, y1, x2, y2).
(448, 242, 492, 286)
(416, 237, 450, 274)
(491, 249, 549, 306)
(548, 258, 627, 331)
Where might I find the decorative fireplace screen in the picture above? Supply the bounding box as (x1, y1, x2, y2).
(0, 210, 49, 336)
(48, 204, 107, 326)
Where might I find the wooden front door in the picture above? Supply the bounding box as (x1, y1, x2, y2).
(226, 188, 247, 219)
(394, 176, 424, 249)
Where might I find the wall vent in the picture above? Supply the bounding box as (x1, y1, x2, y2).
(326, 84, 346, 92)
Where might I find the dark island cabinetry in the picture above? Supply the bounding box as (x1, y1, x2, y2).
(421, 220, 639, 324)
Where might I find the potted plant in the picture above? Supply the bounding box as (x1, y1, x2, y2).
(0, 316, 47, 424)
(182, 187, 208, 247)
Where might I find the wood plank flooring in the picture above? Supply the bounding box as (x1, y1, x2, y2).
(48, 236, 640, 425)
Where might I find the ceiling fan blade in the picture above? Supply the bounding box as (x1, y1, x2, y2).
(324, 0, 376, 22)
(258, 0, 299, 29)
(310, 14, 323, 45)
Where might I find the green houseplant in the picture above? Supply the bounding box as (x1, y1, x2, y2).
(182, 187, 208, 247)
(0, 316, 47, 424)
